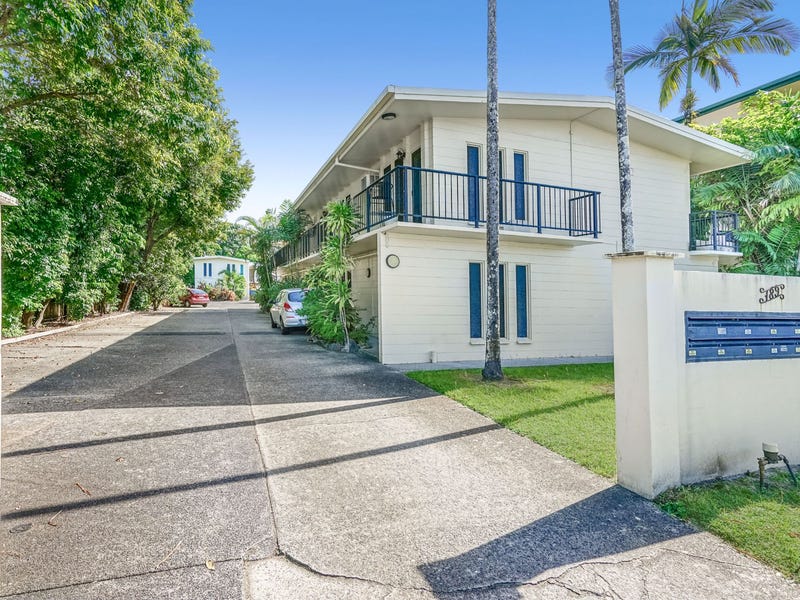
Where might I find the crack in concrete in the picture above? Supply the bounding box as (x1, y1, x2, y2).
(657, 546, 762, 571)
(0, 558, 244, 599)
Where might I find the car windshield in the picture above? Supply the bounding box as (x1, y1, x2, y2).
(190, 289, 205, 294)
(287, 291, 306, 302)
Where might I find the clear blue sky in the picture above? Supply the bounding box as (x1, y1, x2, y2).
(190, 0, 800, 221)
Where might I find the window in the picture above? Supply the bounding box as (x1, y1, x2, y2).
(202, 263, 206, 277)
(287, 291, 306, 302)
(240, 264, 244, 275)
(515, 265, 529, 338)
(469, 262, 482, 339)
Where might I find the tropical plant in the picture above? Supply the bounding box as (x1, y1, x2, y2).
(693, 91, 800, 274)
(237, 200, 309, 290)
(217, 270, 246, 300)
(621, 0, 798, 123)
(301, 199, 369, 349)
(608, 0, 635, 253)
(735, 221, 800, 275)
(482, 0, 502, 382)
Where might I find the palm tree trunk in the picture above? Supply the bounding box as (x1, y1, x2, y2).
(682, 57, 697, 124)
(609, 0, 635, 253)
(482, 0, 503, 381)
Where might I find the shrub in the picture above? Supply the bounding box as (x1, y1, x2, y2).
(216, 270, 246, 299)
(254, 276, 304, 312)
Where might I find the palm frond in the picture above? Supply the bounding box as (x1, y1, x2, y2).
(657, 61, 686, 108)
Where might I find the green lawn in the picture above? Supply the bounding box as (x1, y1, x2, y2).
(408, 363, 800, 581)
(658, 472, 800, 581)
(407, 363, 617, 478)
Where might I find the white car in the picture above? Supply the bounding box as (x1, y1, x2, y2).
(269, 288, 307, 334)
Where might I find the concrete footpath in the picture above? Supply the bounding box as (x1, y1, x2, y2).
(1, 304, 796, 598)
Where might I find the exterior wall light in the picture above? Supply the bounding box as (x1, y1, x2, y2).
(758, 442, 797, 489)
(381, 112, 397, 121)
(385, 254, 400, 268)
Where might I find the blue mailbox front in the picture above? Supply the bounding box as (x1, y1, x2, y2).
(685, 311, 800, 363)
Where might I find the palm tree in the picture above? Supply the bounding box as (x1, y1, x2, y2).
(609, 0, 635, 252)
(622, 0, 798, 124)
(236, 210, 279, 287)
(482, 0, 503, 381)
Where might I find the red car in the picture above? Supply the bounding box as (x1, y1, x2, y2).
(180, 288, 209, 308)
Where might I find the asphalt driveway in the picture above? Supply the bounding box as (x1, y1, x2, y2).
(1, 303, 796, 598)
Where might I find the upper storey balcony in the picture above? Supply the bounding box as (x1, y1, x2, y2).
(275, 166, 601, 267)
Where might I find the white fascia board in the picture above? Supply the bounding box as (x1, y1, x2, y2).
(293, 87, 751, 210)
(292, 86, 397, 210)
(0, 191, 19, 206)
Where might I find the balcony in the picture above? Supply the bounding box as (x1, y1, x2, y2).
(689, 210, 740, 253)
(275, 166, 602, 267)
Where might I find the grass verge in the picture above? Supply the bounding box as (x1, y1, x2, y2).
(657, 471, 800, 582)
(407, 363, 616, 478)
(409, 363, 800, 581)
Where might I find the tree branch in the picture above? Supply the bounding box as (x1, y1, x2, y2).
(0, 90, 99, 115)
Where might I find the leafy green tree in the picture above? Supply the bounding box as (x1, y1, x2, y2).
(237, 210, 280, 289)
(693, 91, 800, 274)
(621, 0, 798, 123)
(237, 200, 309, 289)
(0, 1, 252, 332)
(214, 222, 254, 261)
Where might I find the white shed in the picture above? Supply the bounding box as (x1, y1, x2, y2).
(193, 255, 251, 290)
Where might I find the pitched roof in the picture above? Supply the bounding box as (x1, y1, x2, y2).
(681, 70, 800, 123)
(294, 86, 751, 213)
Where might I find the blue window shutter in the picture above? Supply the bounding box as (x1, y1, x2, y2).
(516, 265, 529, 338)
(240, 264, 244, 275)
(467, 146, 480, 222)
(499, 264, 506, 338)
(514, 153, 525, 221)
(469, 262, 482, 338)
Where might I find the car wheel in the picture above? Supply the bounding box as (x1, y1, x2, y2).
(202, 303, 208, 308)
(280, 318, 289, 335)
(270, 315, 277, 328)
(183, 300, 190, 308)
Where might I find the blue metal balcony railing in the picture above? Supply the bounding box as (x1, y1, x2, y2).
(275, 166, 602, 267)
(689, 210, 740, 253)
(274, 221, 327, 268)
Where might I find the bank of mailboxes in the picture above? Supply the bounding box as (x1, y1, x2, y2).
(685, 311, 800, 363)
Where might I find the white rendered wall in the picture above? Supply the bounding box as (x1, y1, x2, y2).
(613, 253, 800, 498)
(676, 270, 800, 483)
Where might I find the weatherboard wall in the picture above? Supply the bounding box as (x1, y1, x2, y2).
(376, 230, 613, 365)
(429, 116, 693, 256)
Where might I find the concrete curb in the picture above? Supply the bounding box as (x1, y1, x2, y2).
(1, 311, 138, 346)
